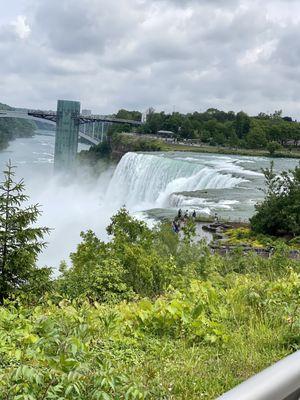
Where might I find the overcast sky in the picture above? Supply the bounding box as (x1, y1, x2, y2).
(1, 0, 300, 117)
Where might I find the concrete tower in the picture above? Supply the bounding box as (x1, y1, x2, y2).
(54, 100, 81, 170)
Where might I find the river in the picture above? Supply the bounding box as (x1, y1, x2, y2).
(0, 133, 298, 270)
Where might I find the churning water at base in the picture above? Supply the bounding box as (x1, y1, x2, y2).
(0, 135, 299, 269)
(106, 152, 246, 209)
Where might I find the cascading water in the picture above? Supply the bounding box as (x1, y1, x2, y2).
(1, 136, 299, 269)
(105, 152, 246, 210)
(1, 135, 298, 269)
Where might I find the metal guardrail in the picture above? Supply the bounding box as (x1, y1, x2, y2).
(217, 351, 300, 400)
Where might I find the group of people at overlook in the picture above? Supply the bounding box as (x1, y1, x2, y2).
(172, 208, 197, 234)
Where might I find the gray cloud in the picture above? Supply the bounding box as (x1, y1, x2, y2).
(33, 0, 140, 54)
(152, 0, 239, 6)
(0, 0, 300, 118)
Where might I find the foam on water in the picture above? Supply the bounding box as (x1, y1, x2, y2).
(1, 136, 298, 269)
(169, 193, 240, 213)
(106, 152, 246, 209)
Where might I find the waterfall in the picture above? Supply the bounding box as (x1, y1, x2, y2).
(105, 152, 246, 210)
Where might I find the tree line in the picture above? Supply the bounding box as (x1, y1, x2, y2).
(110, 108, 300, 152)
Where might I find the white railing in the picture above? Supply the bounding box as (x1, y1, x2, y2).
(217, 351, 300, 400)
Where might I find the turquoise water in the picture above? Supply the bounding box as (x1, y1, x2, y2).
(0, 134, 298, 268)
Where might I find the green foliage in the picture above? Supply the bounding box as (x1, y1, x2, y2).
(235, 111, 251, 139)
(0, 162, 50, 302)
(0, 299, 146, 399)
(251, 162, 300, 236)
(115, 109, 142, 121)
(0, 206, 300, 398)
(1, 247, 300, 398)
(59, 209, 178, 300)
(120, 280, 229, 344)
(267, 141, 282, 155)
(78, 142, 112, 167)
(138, 107, 300, 151)
(59, 209, 219, 303)
(104, 110, 142, 137)
(224, 227, 266, 248)
(87, 141, 111, 157)
(58, 230, 132, 303)
(111, 134, 163, 153)
(245, 125, 267, 149)
(80, 134, 163, 164)
(79, 107, 300, 163)
(0, 103, 35, 150)
(181, 218, 196, 244)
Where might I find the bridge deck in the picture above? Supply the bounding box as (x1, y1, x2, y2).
(0, 110, 142, 125)
(0, 109, 141, 146)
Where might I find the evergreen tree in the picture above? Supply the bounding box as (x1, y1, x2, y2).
(0, 161, 50, 302)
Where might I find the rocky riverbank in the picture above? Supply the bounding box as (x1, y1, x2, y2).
(199, 221, 300, 259)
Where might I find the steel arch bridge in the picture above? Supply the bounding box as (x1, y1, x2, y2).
(0, 100, 142, 169)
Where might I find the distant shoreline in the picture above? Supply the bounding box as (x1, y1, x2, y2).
(160, 141, 300, 159)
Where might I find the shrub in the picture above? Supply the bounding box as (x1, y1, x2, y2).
(251, 162, 300, 236)
(267, 141, 282, 156)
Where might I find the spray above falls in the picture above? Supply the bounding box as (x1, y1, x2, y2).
(105, 152, 247, 210)
(2, 136, 299, 270)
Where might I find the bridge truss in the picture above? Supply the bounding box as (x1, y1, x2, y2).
(0, 101, 143, 169)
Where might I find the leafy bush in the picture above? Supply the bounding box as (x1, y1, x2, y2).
(251, 162, 300, 236)
(111, 134, 163, 153)
(267, 141, 282, 156)
(0, 299, 146, 399)
(119, 280, 229, 344)
(58, 209, 178, 301)
(1, 252, 300, 398)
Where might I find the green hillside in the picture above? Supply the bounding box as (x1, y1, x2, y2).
(0, 102, 36, 150)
